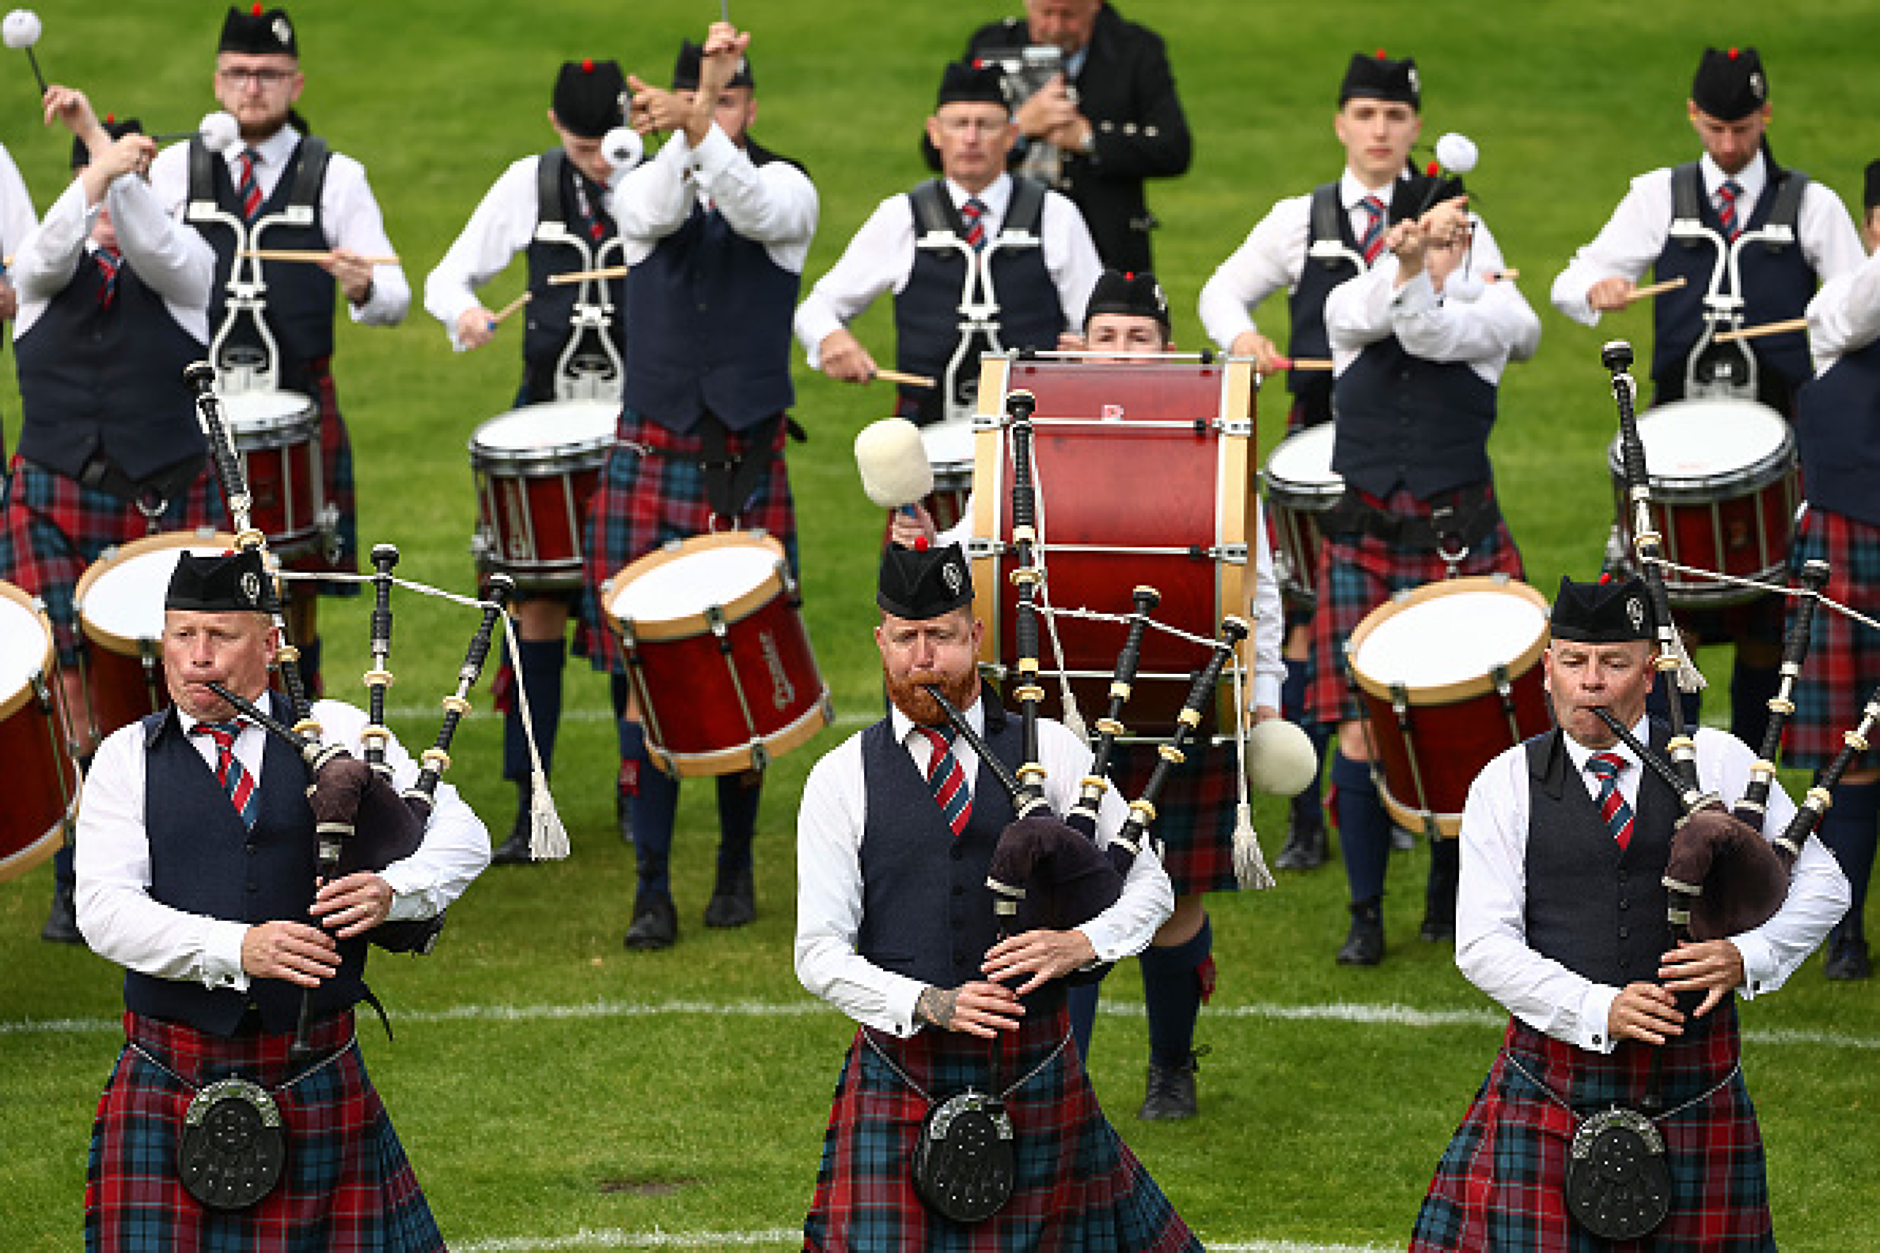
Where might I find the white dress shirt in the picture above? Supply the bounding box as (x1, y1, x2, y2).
(1550, 151, 1863, 325)
(1806, 242, 1880, 372)
(793, 172, 1102, 366)
(1456, 718, 1851, 1054)
(11, 172, 215, 342)
(1197, 170, 1395, 349)
(0, 141, 36, 264)
(423, 154, 548, 349)
(795, 698, 1174, 1038)
(149, 124, 410, 326)
(76, 699, 491, 996)
(1323, 215, 1540, 383)
(608, 124, 817, 274)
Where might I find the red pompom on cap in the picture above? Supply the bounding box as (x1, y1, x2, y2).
(913, 535, 930, 552)
(251, 2, 263, 15)
(1728, 46, 1740, 59)
(1426, 159, 1440, 176)
(582, 57, 595, 73)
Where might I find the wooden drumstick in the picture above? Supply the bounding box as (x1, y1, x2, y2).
(1624, 276, 1688, 303)
(1286, 358, 1335, 372)
(871, 368, 937, 389)
(240, 248, 400, 265)
(547, 265, 631, 285)
(487, 291, 531, 328)
(1713, 317, 1808, 344)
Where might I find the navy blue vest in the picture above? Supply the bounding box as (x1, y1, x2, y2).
(521, 148, 626, 403)
(620, 139, 801, 433)
(1522, 724, 1678, 989)
(1652, 162, 1816, 410)
(1331, 337, 1497, 499)
(14, 253, 207, 482)
(126, 701, 368, 1035)
(188, 135, 336, 394)
(1287, 183, 1365, 427)
(857, 704, 1064, 1015)
(1796, 336, 1880, 526)
(894, 179, 1060, 426)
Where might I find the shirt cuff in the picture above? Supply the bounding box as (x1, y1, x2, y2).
(1392, 269, 1440, 318)
(202, 919, 252, 992)
(689, 126, 736, 180)
(1251, 674, 1283, 713)
(1577, 982, 1619, 1053)
(1732, 931, 1776, 999)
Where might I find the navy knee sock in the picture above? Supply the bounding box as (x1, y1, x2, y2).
(1282, 658, 1327, 824)
(1729, 660, 1781, 749)
(1334, 751, 1389, 903)
(715, 774, 761, 880)
(625, 720, 677, 892)
(504, 638, 566, 785)
(1140, 915, 1213, 1068)
(1067, 980, 1101, 1063)
(296, 635, 323, 701)
(1820, 778, 1880, 930)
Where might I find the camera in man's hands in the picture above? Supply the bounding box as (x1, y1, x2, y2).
(975, 43, 1073, 108)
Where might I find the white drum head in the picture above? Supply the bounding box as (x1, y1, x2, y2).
(1355, 588, 1548, 689)
(473, 400, 619, 455)
(1635, 400, 1787, 482)
(82, 545, 233, 642)
(920, 419, 976, 473)
(0, 593, 49, 702)
(611, 542, 777, 624)
(217, 389, 316, 432)
(1264, 423, 1340, 488)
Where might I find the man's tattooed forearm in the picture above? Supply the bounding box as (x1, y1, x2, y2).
(916, 986, 958, 1030)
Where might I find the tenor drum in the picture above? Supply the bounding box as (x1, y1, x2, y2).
(1260, 423, 1342, 609)
(0, 582, 82, 882)
(75, 532, 241, 745)
(1608, 399, 1799, 608)
(970, 355, 1260, 737)
(1346, 576, 1553, 838)
(605, 531, 832, 777)
(470, 400, 618, 589)
(219, 390, 325, 557)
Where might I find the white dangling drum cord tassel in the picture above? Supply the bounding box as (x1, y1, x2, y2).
(1230, 656, 1275, 890)
(500, 614, 570, 861)
(1023, 440, 1086, 740)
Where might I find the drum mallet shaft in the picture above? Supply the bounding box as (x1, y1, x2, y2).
(871, 368, 938, 389)
(1714, 317, 1808, 344)
(239, 249, 399, 265)
(1286, 358, 1334, 372)
(547, 265, 630, 285)
(1624, 275, 1688, 303)
(487, 292, 531, 329)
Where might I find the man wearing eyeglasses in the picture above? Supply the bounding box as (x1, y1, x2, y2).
(794, 60, 1101, 428)
(150, 5, 411, 700)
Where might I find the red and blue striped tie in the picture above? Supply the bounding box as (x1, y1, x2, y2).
(961, 196, 988, 254)
(1358, 195, 1387, 263)
(1716, 179, 1743, 242)
(237, 147, 263, 222)
(1587, 752, 1635, 852)
(921, 726, 972, 838)
(195, 721, 259, 828)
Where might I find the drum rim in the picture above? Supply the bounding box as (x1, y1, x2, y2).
(0, 581, 57, 722)
(605, 531, 788, 642)
(468, 402, 620, 463)
(644, 685, 833, 777)
(215, 389, 316, 422)
(1347, 575, 1551, 705)
(1606, 405, 1797, 496)
(75, 532, 244, 656)
(0, 805, 74, 882)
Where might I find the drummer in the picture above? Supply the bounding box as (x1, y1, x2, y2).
(581, 21, 817, 949)
(793, 59, 1101, 428)
(1786, 159, 1880, 981)
(423, 58, 633, 864)
(1549, 46, 1863, 746)
(148, 5, 412, 699)
(1, 89, 224, 943)
(1310, 122, 1541, 967)
(1197, 49, 1428, 874)
(0, 139, 36, 474)
(895, 269, 1288, 1122)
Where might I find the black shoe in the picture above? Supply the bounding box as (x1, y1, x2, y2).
(1421, 842, 1458, 942)
(1419, 916, 1456, 943)
(1825, 930, 1872, 982)
(1337, 899, 1384, 966)
(490, 813, 534, 865)
(1138, 1055, 1199, 1121)
(41, 880, 82, 945)
(703, 867, 755, 928)
(1274, 814, 1327, 871)
(624, 889, 678, 950)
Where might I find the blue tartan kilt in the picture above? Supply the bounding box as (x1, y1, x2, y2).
(1410, 1005, 1772, 1252)
(1783, 507, 1880, 768)
(86, 1011, 443, 1252)
(1107, 738, 1242, 896)
(804, 1004, 1200, 1251)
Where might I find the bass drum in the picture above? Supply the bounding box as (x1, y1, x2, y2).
(0, 582, 83, 882)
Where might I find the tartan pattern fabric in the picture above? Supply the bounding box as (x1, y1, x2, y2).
(1305, 487, 1525, 726)
(1586, 753, 1636, 851)
(804, 1005, 1200, 1251)
(923, 725, 973, 836)
(193, 722, 259, 826)
(1358, 195, 1387, 263)
(86, 1011, 443, 1252)
(1783, 508, 1880, 768)
(962, 196, 988, 253)
(1411, 1008, 1773, 1252)
(95, 248, 123, 309)
(0, 457, 226, 664)
(1717, 179, 1743, 242)
(580, 408, 797, 675)
(1106, 738, 1243, 896)
(280, 363, 361, 593)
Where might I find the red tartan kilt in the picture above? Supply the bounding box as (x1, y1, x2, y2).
(1106, 738, 1242, 896)
(1782, 508, 1880, 767)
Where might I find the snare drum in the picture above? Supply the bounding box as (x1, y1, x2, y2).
(1260, 424, 1342, 609)
(920, 418, 976, 534)
(970, 355, 1260, 737)
(1346, 576, 1552, 838)
(219, 390, 325, 557)
(0, 582, 82, 882)
(470, 400, 619, 590)
(75, 532, 240, 745)
(605, 531, 832, 777)
(1609, 399, 1799, 608)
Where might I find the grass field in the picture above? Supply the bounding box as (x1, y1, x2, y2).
(3, 0, 1880, 1248)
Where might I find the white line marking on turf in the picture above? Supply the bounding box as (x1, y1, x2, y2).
(5, 998, 1878, 1050)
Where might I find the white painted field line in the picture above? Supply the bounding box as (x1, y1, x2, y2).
(6, 997, 1878, 1051)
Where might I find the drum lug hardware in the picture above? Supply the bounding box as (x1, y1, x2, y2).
(748, 740, 770, 772)
(1219, 416, 1252, 439)
(1215, 542, 1248, 566)
(30, 672, 53, 714)
(707, 605, 733, 652)
(318, 503, 342, 565)
(967, 537, 1004, 560)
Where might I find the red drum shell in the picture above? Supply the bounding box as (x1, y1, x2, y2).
(1260, 423, 1342, 610)
(1608, 399, 1799, 608)
(220, 391, 324, 557)
(970, 357, 1259, 738)
(1346, 577, 1553, 839)
(605, 532, 831, 777)
(470, 400, 618, 590)
(0, 582, 82, 882)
